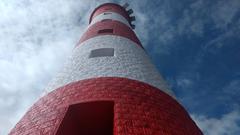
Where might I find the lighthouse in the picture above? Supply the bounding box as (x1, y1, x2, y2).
(10, 3, 203, 135)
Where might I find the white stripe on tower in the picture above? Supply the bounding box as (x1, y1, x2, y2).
(45, 35, 173, 96)
(89, 12, 131, 28)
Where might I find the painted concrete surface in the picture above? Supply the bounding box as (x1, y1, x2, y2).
(45, 35, 173, 96)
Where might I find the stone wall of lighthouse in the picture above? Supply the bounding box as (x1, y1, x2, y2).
(10, 3, 203, 135)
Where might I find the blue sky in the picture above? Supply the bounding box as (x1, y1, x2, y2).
(138, 0, 240, 117)
(0, 0, 240, 135)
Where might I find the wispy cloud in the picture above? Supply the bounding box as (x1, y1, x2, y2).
(210, 0, 240, 29)
(219, 79, 240, 103)
(192, 109, 240, 135)
(223, 79, 240, 93)
(172, 71, 200, 90)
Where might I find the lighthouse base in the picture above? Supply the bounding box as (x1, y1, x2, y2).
(10, 77, 202, 135)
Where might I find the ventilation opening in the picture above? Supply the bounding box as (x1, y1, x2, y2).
(101, 19, 112, 22)
(56, 101, 114, 135)
(89, 48, 114, 58)
(98, 29, 113, 34)
(103, 12, 112, 15)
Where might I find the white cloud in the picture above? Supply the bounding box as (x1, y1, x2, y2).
(177, 9, 205, 37)
(203, 27, 239, 53)
(176, 78, 193, 88)
(223, 80, 240, 95)
(201, 0, 240, 51)
(211, 0, 240, 29)
(174, 71, 200, 90)
(217, 79, 240, 103)
(192, 109, 240, 135)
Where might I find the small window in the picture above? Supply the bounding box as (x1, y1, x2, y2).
(89, 48, 114, 58)
(101, 19, 112, 22)
(103, 12, 112, 15)
(98, 29, 113, 34)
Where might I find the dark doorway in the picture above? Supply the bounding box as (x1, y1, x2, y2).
(56, 101, 114, 135)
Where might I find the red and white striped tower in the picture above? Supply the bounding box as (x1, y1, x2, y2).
(10, 3, 203, 135)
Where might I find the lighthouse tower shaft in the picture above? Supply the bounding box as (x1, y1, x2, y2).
(10, 3, 203, 135)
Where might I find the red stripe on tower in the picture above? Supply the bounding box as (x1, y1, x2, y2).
(78, 20, 142, 47)
(10, 78, 202, 135)
(89, 3, 131, 24)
